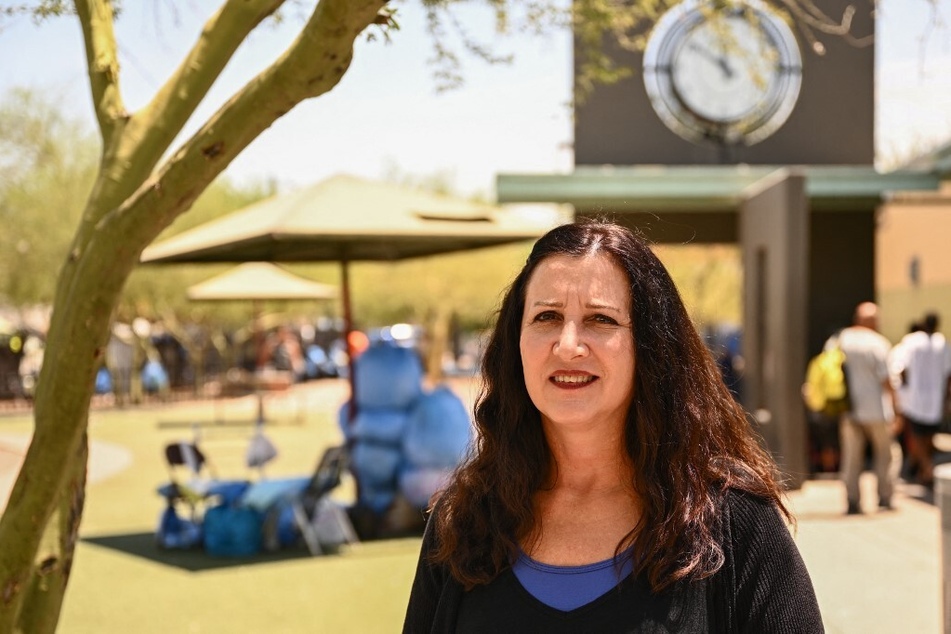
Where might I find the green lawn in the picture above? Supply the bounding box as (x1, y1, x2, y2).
(2, 378, 439, 633)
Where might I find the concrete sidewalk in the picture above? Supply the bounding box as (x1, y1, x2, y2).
(788, 475, 941, 633)
(0, 433, 133, 512)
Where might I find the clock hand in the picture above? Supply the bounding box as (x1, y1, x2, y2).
(687, 42, 734, 79)
(718, 57, 734, 80)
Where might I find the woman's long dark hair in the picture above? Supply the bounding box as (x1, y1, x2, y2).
(431, 219, 788, 591)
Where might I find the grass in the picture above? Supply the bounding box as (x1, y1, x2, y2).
(0, 378, 448, 633)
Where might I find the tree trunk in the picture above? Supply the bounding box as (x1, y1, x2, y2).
(0, 193, 139, 630)
(15, 438, 87, 633)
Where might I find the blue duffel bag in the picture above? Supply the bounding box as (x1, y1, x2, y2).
(203, 504, 264, 557)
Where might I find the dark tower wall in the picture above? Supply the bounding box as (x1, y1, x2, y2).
(808, 210, 877, 355)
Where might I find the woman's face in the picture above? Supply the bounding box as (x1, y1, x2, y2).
(519, 253, 636, 436)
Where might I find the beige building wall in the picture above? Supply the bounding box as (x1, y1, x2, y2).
(876, 181, 951, 342)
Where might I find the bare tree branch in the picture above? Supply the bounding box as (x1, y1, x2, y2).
(73, 0, 123, 139)
(129, 0, 287, 183)
(778, 0, 874, 54)
(107, 0, 392, 250)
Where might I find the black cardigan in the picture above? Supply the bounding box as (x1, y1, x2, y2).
(402, 489, 824, 633)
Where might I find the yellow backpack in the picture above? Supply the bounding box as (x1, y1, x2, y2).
(803, 346, 851, 417)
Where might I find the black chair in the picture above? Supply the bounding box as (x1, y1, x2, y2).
(289, 445, 358, 555)
(161, 441, 218, 520)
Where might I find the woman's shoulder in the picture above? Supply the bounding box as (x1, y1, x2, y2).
(419, 503, 443, 552)
(720, 488, 789, 538)
(418, 494, 456, 557)
(715, 490, 824, 631)
(722, 487, 779, 513)
(719, 487, 798, 567)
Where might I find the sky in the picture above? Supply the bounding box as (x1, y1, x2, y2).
(1, 0, 950, 198)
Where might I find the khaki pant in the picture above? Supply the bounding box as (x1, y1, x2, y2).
(839, 415, 894, 509)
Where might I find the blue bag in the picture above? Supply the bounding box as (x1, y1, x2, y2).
(202, 504, 264, 557)
(338, 405, 409, 445)
(351, 441, 402, 487)
(95, 367, 113, 395)
(141, 359, 170, 393)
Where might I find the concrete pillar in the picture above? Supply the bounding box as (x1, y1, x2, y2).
(935, 463, 951, 634)
(739, 169, 810, 487)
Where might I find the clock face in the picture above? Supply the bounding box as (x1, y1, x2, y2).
(643, 1, 803, 146)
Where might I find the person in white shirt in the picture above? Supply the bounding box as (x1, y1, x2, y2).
(889, 312, 951, 487)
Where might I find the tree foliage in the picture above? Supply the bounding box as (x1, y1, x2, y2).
(1, 1, 76, 19)
(0, 88, 273, 324)
(0, 89, 97, 306)
(0, 88, 540, 340)
(417, 0, 874, 98)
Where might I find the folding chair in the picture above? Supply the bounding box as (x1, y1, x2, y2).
(165, 441, 212, 478)
(291, 445, 359, 555)
(154, 438, 216, 549)
(161, 440, 218, 521)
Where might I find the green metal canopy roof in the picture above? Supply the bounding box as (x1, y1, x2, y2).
(497, 165, 941, 211)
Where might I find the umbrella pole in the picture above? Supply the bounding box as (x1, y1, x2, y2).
(253, 299, 266, 425)
(341, 258, 364, 517)
(341, 259, 357, 424)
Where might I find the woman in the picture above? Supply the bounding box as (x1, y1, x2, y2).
(403, 220, 822, 633)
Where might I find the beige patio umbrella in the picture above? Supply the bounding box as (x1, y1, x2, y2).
(186, 261, 339, 302)
(186, 260, 339, 375)
(186, 262, 339, 425)
(142, 174, 558, 418)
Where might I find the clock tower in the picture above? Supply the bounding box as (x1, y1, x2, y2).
(574, 0, 874, 166)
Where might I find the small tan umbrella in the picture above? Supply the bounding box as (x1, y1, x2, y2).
(186, 262, 338, 302)
(186, 263, 338, 424)
(186, 262, 338, 356)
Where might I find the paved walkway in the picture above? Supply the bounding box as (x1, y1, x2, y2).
(786, 475, 942, 633)
(0, 433, 133, 512)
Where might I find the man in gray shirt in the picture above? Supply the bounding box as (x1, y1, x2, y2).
(837, 302, 896, 514)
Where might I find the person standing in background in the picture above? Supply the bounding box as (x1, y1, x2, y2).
(889, 321, 922, 482)
(889, 312, 951, 488)
(837, 302, 897, 515)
